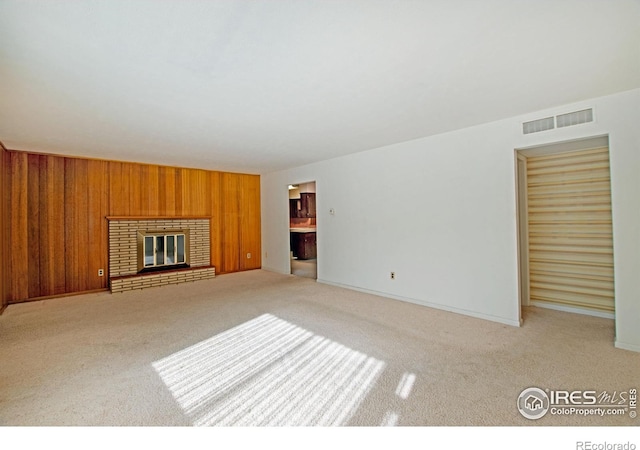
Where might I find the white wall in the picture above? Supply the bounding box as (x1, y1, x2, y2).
(261, 88, 640, 350)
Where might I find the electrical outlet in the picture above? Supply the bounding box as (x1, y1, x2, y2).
(390, 272, 395, 280)
(247, 253, 252, 259)
(98, 269, 104, 277)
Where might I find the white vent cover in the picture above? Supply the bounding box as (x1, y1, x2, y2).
(556, 108, 593, 128)
(522, 108, 594, 134)
(523, 117, 554, 134)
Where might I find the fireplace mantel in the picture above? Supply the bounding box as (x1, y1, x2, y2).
(106, 215, 211, 220)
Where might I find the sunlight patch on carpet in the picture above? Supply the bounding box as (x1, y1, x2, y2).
(152, 313, 385, 426)
(395, 372, 416, 400)
(380, 411, 399, 426)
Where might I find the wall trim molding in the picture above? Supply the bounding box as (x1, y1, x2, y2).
(615, 340, 640, 353)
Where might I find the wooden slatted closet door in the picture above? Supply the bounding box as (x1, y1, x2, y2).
(526, 147, 614, 313)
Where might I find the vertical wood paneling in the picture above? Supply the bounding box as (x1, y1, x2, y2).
(240, 175, 262, 270)
(27, 155, 41, 298)
(5, 152, 261, 302)
(124, 163, 135, 216)
(87, 159, 109, 290)
(158, 166, 169, 215)
(147, 165, 160, 215)
(0, 149, 4, 313)
(166, 167, 177, 216)
(51, 157, 66, 294)
(8, 152, 28, 302)
(209, 171, 223, 272)
(128, 163, 142, 215)
(35, 156, 67, 296)
(189, 169, 209, 216)
(76, 159, 90, 290)
(180, 168, 192, 215)
(108, 162, 126, 216)
(0, 148, 7, 310)
(187, 169, 200, 215)
(64, 158, 79, 293)
(0, 148, 10, 313)
(139, 164, 150, 215)
(175, 168, 184, 215)
(39, 156, 54, 295)
(120, 163, 134, 217)
(221, 172, 240, 273)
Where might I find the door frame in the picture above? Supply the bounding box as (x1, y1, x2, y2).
(514, 152, 530, 325)
(515, 134, 613, 321)
(286, 180, 317, 279)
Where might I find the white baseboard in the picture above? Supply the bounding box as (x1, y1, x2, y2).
(316, 278, 521, 327)
(261, 266, 290, 276)
(615, 340, 640, 353)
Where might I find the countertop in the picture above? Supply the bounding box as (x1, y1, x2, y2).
(290, 227, 317, 233)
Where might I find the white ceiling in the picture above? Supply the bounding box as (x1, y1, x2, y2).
(1, 1, 638, 174)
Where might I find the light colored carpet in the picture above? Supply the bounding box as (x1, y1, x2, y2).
(0, 269, 637, 426)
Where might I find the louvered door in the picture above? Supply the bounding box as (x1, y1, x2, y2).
(526, 147, 614, 312)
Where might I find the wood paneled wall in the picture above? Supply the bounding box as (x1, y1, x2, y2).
(4, 151, 261, 304)
(0, 146, 7, 313)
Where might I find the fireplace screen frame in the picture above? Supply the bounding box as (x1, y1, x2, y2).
(137, 229, 190, 273)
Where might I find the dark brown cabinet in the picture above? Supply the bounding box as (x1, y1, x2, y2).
(289, 193, 316, 218)
(301, 193, 316, 218)
(290, 231, 317, 260)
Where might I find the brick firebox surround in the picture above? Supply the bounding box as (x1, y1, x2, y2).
(107, 217, 214, 293)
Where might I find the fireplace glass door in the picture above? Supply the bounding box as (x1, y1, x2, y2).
(142, 233, 187, 269)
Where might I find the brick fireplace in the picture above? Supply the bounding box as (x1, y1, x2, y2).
(107, 217, 215, 293)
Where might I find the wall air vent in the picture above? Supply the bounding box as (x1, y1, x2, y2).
(556, 108, 593, 128)
(522, 108, 594, 135)
(523, 117, 554, 135)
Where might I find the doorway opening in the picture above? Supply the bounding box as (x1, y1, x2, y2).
(288, 181, 317, 279)
(515, 135, 614, 321)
